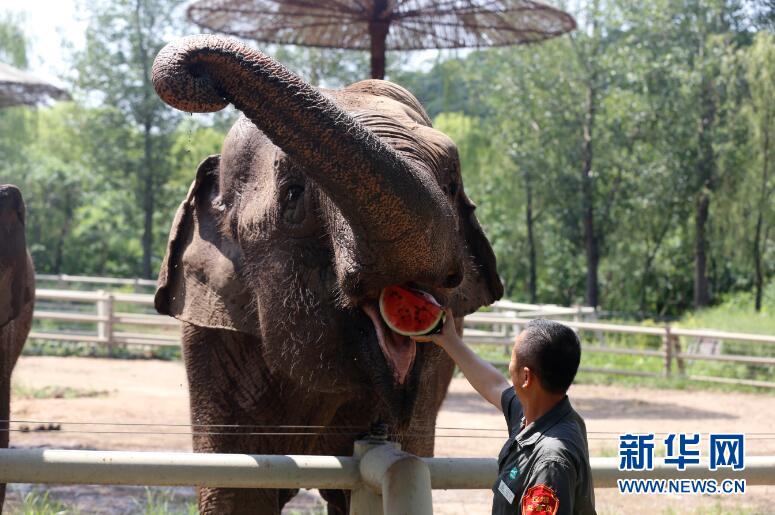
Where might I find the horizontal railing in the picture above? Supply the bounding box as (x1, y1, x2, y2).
(36, 274, 158, 289)
(0, 448, 771, 491)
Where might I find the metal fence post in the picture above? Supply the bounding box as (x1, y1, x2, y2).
(350, 424, 433, 515)
(350, 440, 388, 515)
(96, 291, 114, 355)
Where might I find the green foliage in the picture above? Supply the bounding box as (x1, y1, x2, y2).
(6, 487, 198, 515)
(9, 491, 75, 515)
(22, 340, 182, 360)
(134, 488, 198, 515)
(680, 280, 775, 335)
(0, 11, 28, 67)
(12, 383, 108, 399)
(396, 0, 772, 317)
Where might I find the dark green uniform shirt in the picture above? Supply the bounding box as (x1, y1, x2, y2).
(491, 387, 596, 515)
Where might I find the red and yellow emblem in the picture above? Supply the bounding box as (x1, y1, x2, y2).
(521, 484, 559, 515)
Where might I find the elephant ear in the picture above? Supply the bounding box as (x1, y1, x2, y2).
(455, 185, 504, 314)
(155, 155, 257, 335)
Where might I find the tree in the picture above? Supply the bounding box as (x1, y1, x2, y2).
(72, 0, 187, 278)
(0, 13, 33, 171)
(741, 32, 775, 311)
(0, 11, 27, 67)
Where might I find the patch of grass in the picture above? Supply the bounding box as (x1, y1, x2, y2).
(134, 488, 198, 515)
(9, 491, 76, 515)
(679, 281, 775, 336)
(22, 339, 182, 361)
(12, 383, 109, 400)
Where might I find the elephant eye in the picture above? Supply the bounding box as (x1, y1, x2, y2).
(286, 185, 304, 203)
(282, 183, 308, 227)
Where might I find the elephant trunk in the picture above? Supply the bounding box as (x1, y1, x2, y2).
(152, 35, 460, 295)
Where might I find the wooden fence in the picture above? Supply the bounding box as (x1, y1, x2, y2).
(29, 288, 775, 389)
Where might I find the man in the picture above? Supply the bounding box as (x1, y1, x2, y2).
(418, 312, 596, 515)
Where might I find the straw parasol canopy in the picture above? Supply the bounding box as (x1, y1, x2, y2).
(0, 62, 70, 109)
(187, 0, 576, 79)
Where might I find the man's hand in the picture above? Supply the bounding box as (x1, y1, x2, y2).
(413, 308, 460, 348)
(415, 308, 510, 411)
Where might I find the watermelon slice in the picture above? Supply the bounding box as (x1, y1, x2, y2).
(378, 285, 445, 337)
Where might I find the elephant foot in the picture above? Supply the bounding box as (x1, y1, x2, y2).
(198, 487, 298, 515)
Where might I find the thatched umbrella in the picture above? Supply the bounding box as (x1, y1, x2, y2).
(187, 0, 576, 80)
(0, 62, 70, 109)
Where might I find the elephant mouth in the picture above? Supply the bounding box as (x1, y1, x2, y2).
(362, 304, 416, 386)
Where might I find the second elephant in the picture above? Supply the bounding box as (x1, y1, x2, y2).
(0, 184, 34, 510)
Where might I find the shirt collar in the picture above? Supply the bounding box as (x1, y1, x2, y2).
(514, 395, 572, 447)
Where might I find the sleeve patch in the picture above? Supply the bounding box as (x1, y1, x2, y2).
(521, 484, 559, 515)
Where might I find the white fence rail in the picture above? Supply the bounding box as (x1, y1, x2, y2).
(36, 274, 157, 287)
(0, 446, 771, 514)
(29, 289, 775, 388)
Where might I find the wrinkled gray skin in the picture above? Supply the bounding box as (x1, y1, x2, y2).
(0, 184, 33, 510)
(152, 35, 503, 514)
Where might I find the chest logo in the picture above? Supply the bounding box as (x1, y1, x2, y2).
(509, 466, 519, 480)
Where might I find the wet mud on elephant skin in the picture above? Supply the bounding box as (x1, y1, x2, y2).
(151, 35, 502, 514)
(0, 184, 34, 511)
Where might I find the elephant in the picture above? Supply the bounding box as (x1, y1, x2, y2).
(151, 35, 503, 514)
(0, 184, 33, 509)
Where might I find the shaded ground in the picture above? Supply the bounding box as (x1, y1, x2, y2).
(5, 356, 774, 514)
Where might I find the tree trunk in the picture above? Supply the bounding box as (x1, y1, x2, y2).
(524, 169, 537, 303)
(582, 81, 599, 308)
(693, 190, 710, 307)
(369, 21, 389, 80)
(141, 125, 154, 279)
(693, 69, 715, 308)
(53, 186, 73, 275)
(137, 0, 154, 279)
(753, 125, 769, 312)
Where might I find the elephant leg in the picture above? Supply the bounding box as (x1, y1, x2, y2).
(182, 325, 306, 514)
(0, 366, 10, 511)
(319, 489, 348, 515)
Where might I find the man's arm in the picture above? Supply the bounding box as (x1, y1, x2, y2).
(518, 458, 576, 515)
(415, 308, 510, 410)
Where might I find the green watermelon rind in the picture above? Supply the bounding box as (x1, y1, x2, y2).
(378, 286, 445, 337)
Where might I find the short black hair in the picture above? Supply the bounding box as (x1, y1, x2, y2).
(515, 319, 581, 394)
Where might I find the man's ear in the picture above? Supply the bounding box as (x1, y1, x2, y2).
(155, 155, 257, 335)
(521, 366, 533, 389)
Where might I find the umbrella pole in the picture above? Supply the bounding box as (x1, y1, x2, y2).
(368, 21, 389, 80)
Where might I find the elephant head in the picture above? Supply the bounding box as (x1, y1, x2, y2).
(0, 184, 33, 329)
(152, 35, 502, 416)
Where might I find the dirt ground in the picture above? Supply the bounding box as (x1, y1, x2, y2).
(6, 356, 775, 514)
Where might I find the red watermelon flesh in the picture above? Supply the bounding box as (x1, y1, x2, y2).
(378, 285, 445, 337)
